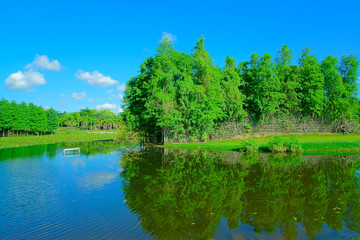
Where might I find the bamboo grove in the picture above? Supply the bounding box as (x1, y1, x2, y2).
(0, 100, 122, 137)
(123, 37, 360, 142)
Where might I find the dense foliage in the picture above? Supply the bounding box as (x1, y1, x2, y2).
(0, 99, 58, 136)
(57, 108, 122, 131)
(123, 38, 359, 142)
(0, 99, 122, 137)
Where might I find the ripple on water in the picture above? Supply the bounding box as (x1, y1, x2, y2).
(0, 146, 148, 240)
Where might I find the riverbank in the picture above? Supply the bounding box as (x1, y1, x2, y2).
(162, 133, 360, 153)
(0, 130, 118, 149)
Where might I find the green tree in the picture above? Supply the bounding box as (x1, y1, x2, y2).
(46, 108, 58, 133)
(257, 53, 283, 119)
(275, 45, 301, 114)
(339, 54, 359, 120)
(321, 55, 345, 121)
(240, 53, 283, 121)
(298, 47, 325, 118)
(37, 106, 49, 134)
(221, 56, 246, 121)
(27, 103, 40, 134)
(0, 99, 12, 137)
(239, 53, 261, 121)
(19, 102, 29, 135)
(187, 37, 224, 140)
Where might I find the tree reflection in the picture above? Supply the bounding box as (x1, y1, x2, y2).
(121, 148, 360, 240)
(0, 141, 137, 160)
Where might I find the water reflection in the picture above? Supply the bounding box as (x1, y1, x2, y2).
(0, 141, 144, 240)
(121, 148, 360, 240)
(80, 171, 119, 190)
(0, 141, 138, 161)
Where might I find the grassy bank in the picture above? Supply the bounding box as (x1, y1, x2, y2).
(162, 133, 360, 153)
(0, 130, 119, 149)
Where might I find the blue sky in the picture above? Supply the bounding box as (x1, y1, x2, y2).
(0, 0, 359, 113)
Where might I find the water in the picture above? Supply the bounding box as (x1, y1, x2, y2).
(1, 143, 360, 240)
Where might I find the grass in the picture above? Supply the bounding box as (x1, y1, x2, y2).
(161, 133, 360, 153)
(0, 129, 119, 149)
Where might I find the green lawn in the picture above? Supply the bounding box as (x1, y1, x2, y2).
(0, 130, 119, 149)
(162, 133, 360, 153)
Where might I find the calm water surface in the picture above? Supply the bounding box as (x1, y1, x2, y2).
(0, 142, 360, 240)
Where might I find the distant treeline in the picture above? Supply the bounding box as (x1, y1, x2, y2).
(0, 99, 58, 136)
(0, 99, 122, 137)
(57, 108, 122, 130)
(123, 37, 360, 142)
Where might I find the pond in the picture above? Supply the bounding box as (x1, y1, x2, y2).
(1, 142, 360, 239)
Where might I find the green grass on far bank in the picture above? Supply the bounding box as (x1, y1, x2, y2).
(162, 133, 360, 153)
(0, 129, 119, 149)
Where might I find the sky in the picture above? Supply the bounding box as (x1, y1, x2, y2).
(0, 0, 359, 113)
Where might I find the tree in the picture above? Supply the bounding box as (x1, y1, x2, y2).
(275, 45, 301, 114)
(239, 53, 261, 121)
(0, 99, 11, 137)
(239, 53, 283, 121)
(339, 54, 359, 121)
(320, 55, 345, 121)
(37, 106, 49, 135)
(27, 103, 39, 134)
(187, 37, 224, 140)
(19, 102, 29, 135)
(46, 108, 58, 134)
(221, 56, 246, 121)
(257, 53, 283, 119)
(298, 47, 325, 118)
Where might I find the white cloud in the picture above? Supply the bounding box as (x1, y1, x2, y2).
(5, 70, 46, 91)
(117, 83, 126, 92)
(162, 32, 177, 42)
(76, 70, 118, 87)
(57, 100, 68, 106)
(26, 55, 61, 71)
(108, 93, 123, 101)
(71, 91, 86, 100)
(88, 97, 94, 102)
(95, 103, 117, 110)
(59, 93, 66, 97)
(107, 89, 114, 94)
(118, 108, 124, 113)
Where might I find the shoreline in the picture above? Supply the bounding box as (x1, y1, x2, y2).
(160, 133, 360, 153)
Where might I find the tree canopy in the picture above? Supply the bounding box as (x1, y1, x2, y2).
(0, 99, 123, 137)
(123, 38, 359, 142)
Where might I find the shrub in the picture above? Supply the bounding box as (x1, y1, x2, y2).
(243, 123, 252, 133)
(285, 137, 302, 152)
(243, 139, 259, 152)
(268, 136, 287, 152)
(268, 136, 302, 153)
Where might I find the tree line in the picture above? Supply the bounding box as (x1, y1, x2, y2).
(0, 99, 58, 136)
(57, 108, 122, 131)
(123, 37, 360, 142)
(0, 99, 122, 137)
